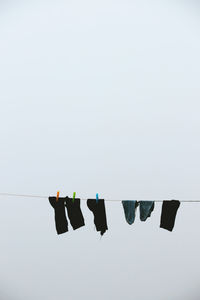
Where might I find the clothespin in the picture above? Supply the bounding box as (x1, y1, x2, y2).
(72, 192, 76, 203)
(96, 193, 99, 203)
(56, 191, 60, 202)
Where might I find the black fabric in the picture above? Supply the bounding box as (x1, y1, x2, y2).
(87, 199, 108, 236)
(49, 197, 68, 235)
(65, 197, 85, 230)
(160, 200, 180, 232)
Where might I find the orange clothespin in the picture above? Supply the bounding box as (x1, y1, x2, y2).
(56, 191, 60, 202)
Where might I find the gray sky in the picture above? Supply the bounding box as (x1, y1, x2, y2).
(0, 1, 200, 299)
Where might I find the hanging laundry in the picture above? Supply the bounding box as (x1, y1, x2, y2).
(87, 199, 108, 236)
(139, 201, 155, 221)
(65, 197, 85, 230)
(49, 197, 68, 235)
(122, 201, 154, 224)
(160, 200, 180, 231)
(122, 201, 138, 225)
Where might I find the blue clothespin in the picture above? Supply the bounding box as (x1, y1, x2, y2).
(96, 193, 99, 203)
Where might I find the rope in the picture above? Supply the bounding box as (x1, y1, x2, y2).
(0, 192, 199, 202)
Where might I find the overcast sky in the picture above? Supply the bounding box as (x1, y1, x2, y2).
(0, 1, 200, 299)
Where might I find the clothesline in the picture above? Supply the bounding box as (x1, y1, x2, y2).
(0, 193, 193, 233)
(0, 192, 200, 202)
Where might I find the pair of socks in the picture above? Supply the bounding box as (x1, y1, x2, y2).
(49, 196, 85, 235)
(122, 201, 155, 225)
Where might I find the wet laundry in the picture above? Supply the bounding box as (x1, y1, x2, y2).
(139, 201, 154, 221)
(65, 197, 85, 230)
(49, 196, 85, 234)
(160, 200, 180, 232)
(122, 201, 155, 224)
(87, 199, 108, 236)
(122, 201, 138, 225)
(49, 197, 68, 235)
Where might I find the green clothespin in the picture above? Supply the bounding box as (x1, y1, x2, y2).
(73, 192, 76, 203)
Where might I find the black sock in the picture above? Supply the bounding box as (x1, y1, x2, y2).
(49, 197, 68, 235)
(87, 199, 108, 236)
(65, 197, 85, 230)
(160, 200, 180, 232)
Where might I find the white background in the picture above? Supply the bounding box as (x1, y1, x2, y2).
(0, 1, 200, 299)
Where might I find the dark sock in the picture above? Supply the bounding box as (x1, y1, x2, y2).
(65, 197, 85, 230)
(139, 201, 155, 221)
(87, 199, 108, 236)
(160, 200, 180, 231)
(49, 197, 68, 235)
(122, 201, 138, 225)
